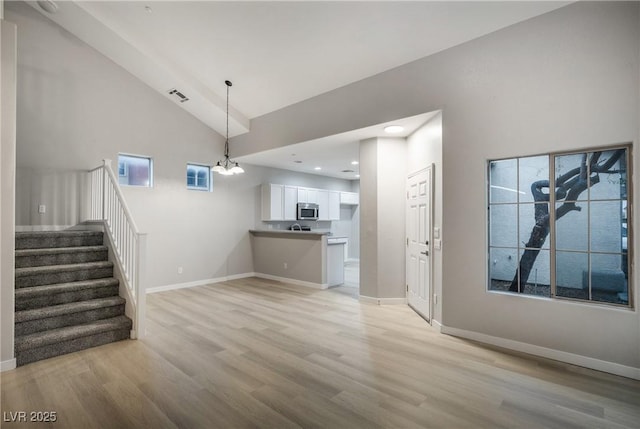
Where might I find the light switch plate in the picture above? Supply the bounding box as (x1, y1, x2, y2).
(434, 239, 442, 250)
(434, 227, 440, 239)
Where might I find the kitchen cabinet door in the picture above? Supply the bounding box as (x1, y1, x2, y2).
(307, 188, 319, 204)
(317, 190, 329, 221)
(340, 191, 359, 205)
(297, 187, 308, 204)
(261, 183, 284, 221)
(328, 191, 340, 220)
(284, 186, 298, 220)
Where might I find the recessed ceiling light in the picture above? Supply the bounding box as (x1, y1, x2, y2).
(314, 167, 322, 170)
(351, 161, 359, 165)
(37, 0, 58, 14)
(355, 174, 361, 178)
(384, 125, 404, 134)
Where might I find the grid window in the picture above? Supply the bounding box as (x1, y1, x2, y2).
(187, 163, 212, 191)
(488, 146, 631, 307)
(118, 154, 152, 187)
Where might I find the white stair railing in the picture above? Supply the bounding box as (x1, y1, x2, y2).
(87, 159, 146, 339)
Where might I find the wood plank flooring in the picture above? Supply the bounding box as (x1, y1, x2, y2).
(2, 277, 639, 428)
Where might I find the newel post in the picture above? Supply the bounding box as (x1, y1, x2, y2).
(135, 233, 148, 339)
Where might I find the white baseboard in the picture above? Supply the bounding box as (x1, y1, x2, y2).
(15, 225, 73, 232)
(431, 319, 443, 333)
(441, 325, 640, 381)
(359, 295, 407, 305)
(146, 272, 256, 294)
(254, 273, 328, 289)
(1, 358, 16, 372)
(227, 272, 256, 281)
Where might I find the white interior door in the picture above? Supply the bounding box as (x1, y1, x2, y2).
(406, 168, 432, 321)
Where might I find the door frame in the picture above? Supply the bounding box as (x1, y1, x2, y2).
(406, 165, 434, 324)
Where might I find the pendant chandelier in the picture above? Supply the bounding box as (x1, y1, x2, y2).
(212, 80, 244, 175)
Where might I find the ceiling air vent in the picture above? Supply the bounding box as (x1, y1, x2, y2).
(341, 169, 355, 173)
(168, 88, 189, 103)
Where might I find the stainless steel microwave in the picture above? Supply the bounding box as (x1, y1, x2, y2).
(297, 203, 319, 220)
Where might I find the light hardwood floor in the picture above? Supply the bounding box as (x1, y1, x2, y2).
(2, 277, 639, 428)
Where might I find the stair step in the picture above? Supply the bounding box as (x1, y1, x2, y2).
(15, 316, 132, 366)
(15, 245, 108, 268)
(15, 297, 126, 336)
(15, 261, 114, 288)
(16, 231, 103, 250)
(15, 278, 120, 311)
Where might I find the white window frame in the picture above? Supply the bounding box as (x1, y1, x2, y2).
(118, 153, 153, 188)
(186, 163, 212, 192)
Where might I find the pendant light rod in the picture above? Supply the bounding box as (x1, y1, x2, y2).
(213, 79, 244, 175)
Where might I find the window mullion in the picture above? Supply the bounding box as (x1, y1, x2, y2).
(587, 154, 592, 302)
(549, 155, 557, 298)
(517, 159, 521, 293)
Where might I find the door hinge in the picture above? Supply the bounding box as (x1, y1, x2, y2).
(406, 284, 409, 292)
(406, 237, 409, 246)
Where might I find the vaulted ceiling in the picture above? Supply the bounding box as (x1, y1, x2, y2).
(27, 1, 570, 138)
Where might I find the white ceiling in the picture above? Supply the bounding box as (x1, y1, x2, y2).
(26, 0, 570, 177)
(236, 111, 440, 180)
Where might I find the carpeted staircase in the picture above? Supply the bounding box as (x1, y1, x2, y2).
(14, 230, 132, 366)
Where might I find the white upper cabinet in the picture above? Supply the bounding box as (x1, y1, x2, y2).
(298, 187, 319, 205)
(283, 186, 297, 220)
(317, 190, 329, 221)
(328, 191, 340, 220)
(340, 191, 359, 205)
(262, 184, 284, 221)
(297, 187, 308, 204)
(307, 188, 319, 204)
(264, 184, 357, 222)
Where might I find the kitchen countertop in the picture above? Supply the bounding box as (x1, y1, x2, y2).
(249, 229, 330, 237)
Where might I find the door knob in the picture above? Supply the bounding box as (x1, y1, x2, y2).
(421, 251, 429, 256)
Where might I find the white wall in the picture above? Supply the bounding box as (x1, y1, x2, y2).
(359, 137, 407, 299)
(1, 17, 17, 368)
(407, 112, 443, 323)
(230, 2, 640, 374)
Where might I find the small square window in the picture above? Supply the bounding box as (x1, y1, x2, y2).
(118, 154, 152, 187)
(187, 163, 212, 191)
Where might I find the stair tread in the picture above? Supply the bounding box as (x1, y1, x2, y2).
(15, 315, 132, 352)
(16, 246, 107, 256)
(15, 278, 119, 299)
(15, 261, 113, 277)
(15, 231, 104, 250)
(15, 231, 103, 238)
(16, 296, 125, 323)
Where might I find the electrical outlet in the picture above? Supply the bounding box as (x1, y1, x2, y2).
(284, 262, 288, 269)
(38, 204, 46, 214)
(177, 266, 183, 274)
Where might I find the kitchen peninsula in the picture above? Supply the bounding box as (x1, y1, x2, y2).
(249, 230, 345, 289)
